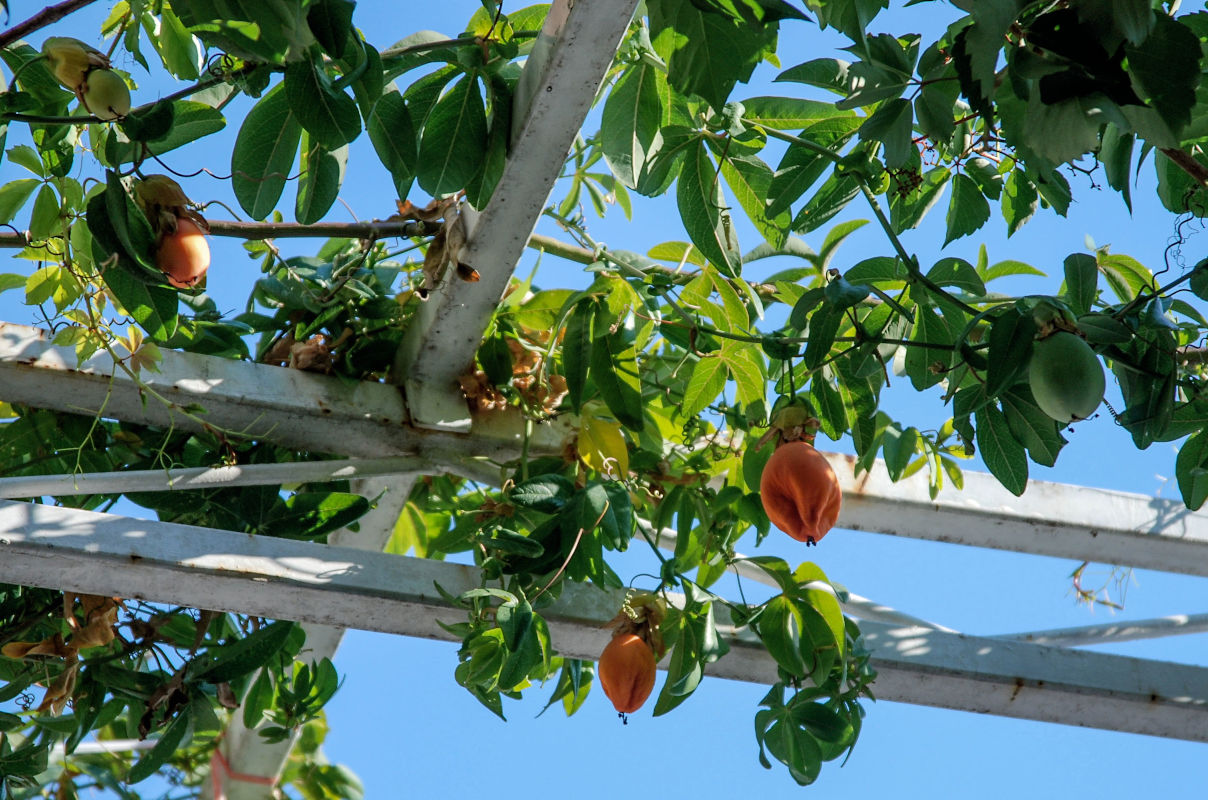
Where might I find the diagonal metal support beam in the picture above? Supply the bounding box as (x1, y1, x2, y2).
(393, 0, 640, 432)
(998, 613, 1208, 647)
(2, 499, 1206, 742)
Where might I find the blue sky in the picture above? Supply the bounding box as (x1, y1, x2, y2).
(2, 1, 1206, 796)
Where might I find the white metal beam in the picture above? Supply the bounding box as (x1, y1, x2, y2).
(2, 500, 1206, 742)
(393, 0, 640, 432)
(822, 451, 1208, 578)
(0, 456, 492, 499)
(0, 321, 570, 460)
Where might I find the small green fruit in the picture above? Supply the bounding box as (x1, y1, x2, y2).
(1028, 331, 1105, 423)
(81, 68, 130, 120)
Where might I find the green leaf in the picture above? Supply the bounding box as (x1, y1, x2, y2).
(985, 308, 1036, 398)
(915, 79, 960, 148)
(1063, 253, 1099, 316)
(261, 491, 370, 539)
(792, 701, 850, 744)
(927, 257, 986, 296)
(766, 117, 861, 215)
(0, 178, 40, 224)
(308, 0, 357, 57)
(1099, 125, 1134, 211)
(295, 135, 346, 224)
(511, 474, 575, 513)
(601, 61, 664, 189)
(28, 184, 60, 240)
(127, 707, 191, 783)
(982, 259, 1045, 283)
(539, 659, 594, 717)
(1001, 386, 1066, 467)
(103, 171, 156, 269)
(174, 0, 315, 62)
(758, 596, 808, 676)
(191, 621, 297, 684)
(1125, 14, 1201, 136)
(975, 404, 1028, 496)
(1098, 252, 1154, 303)
(845, 255, 907, 285)
(0, 273, 25, 294)
(792, 172, 860, 233)
(905, 305, 955, 390)
(944, 173, 991, 245)
(678, 141, 742, 277)
(802, 304, 843, 368)
(590, 308, 645, 431)
(798, 582, 846, 662)
(465, 74, 510, 208)
(241, 669, 274, 730)
(119, 100, 176, 144)
(881, 424, 917, 481)
(582, 481, 633, 551)
(232, 83, 303, 220)
(681, 355, 728, 420)
(817, 218, 868, 272)
(497, 599, 534, 652)
(889, 166, 950, 232)
(151, 4, 204, 79)
(720, 338, 766, 406)
(857, 97, 913, 168)
(368, 88, 417, 199)
(721, 154, 790, 247)
(775, 57, 851, 95)
(561, 299, 593, 414)
(0, 44, 72, 108)
(1002, 170, 1037, 236)
(143, 102, 227, 160)
(741, 96, 855, 129)
(648, 0, 777, 110)
(99, 260, 180, 341)
(1176, 429, 1208, 510)
(417, 73, 489, 196)
(284, 56, 362, 149)
(759, 702, 824, 785)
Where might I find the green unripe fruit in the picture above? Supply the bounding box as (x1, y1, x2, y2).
(1028, 332, 1105, 423)
(81, 68, 130, 120)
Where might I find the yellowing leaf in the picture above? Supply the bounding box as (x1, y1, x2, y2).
(579, 416, 629, 478)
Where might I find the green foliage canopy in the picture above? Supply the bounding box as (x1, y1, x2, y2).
(1, 0, 1207, 793)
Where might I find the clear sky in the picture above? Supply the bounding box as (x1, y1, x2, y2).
(2, 1, 1205, 797)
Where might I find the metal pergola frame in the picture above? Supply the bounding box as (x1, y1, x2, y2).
(1, 1, 1206, 795)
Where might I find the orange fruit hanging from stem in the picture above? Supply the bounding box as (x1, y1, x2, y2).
(759, 440, 842, 545)
(597, 632, 657, 716)
(155, 216, 210, 288)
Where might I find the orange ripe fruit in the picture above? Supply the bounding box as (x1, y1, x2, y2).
(759, 441, 842, 545)
(597, 633, 657, 714)
(155, 217, 210, 288)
